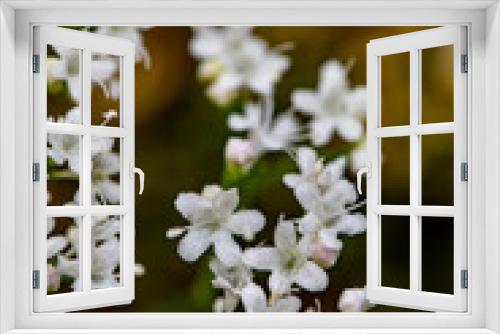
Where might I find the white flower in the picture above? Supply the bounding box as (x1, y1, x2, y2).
(284, 147, 366, 250)
(47, 217, 68, 259)
(338, 287, 371, 312)
(243, 221, 328, 294)
(96, 27, 151, 69)
(292, 60, 366, 146)
(241, 282, 301, 312)
(225, 137, 257, 168)
(47, 133, 80, 174)
(210, 257, 253, 312)
(229, 103, 299, 153)
(210, 257, 253, 291)
(172, 185, 265, 266)
(190, 27, 289, 102)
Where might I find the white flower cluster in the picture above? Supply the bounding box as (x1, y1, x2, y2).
(168, 147, 368, 312)
(169, 26, 372, 312)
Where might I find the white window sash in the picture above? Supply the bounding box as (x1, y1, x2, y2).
(366, 26, 468, 312)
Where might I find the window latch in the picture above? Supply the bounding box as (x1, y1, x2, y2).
(130, 162, 145, 195)
(356, 164, 371, 195)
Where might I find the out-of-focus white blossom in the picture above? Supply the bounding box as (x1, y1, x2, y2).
(243, 221, 328, 294)
(47, 133, 80, 174)
(292, 60, 366, 146)
(241, 282, 301, 312)
(338, 287, 371, 312)
(171, 185, 265, 266)
(229, 103, 299, 154)
(190, 27, 289, 104)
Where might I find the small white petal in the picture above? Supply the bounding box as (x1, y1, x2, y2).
(269, 271, 292, 294)
(310, 117, 336, 146)
(177, 228, 211, 262)
(283, 174, 301, 189)
(174, 193, 204, 221)
(336, 214, 366, 236)
(292, 89, 320, 113)
(241, 282, 268, 312)
(294, 261, 328, 292)
(296, 147, 318, 176)
(243, 247, 280, 270)
(319, 60, 348, 98)
(294, 182, 322, 214)
(272, 295, 301, 312)
(336, 116, 363, 142)
(213, 232, 242, 267)
(274, 222, 297, 252)
(228, 210, 265, 241)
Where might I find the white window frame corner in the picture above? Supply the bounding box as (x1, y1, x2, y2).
(0, 1, 499, 333)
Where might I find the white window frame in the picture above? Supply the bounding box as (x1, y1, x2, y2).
(0, 1, 499, 333)
(366, 26, 468, 312)
(33, 26, 136, 312)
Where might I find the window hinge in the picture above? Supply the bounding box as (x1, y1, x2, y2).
(461, 269, 468, 289)
(461, 54, 468, 73)
(32, 270, 40, 289)
(32, 163, 40, 182)
(461, 162, 468, 182)
(32, 54, 40, 73)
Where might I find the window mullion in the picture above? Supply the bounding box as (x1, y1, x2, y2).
(409, 49, 421, 293)
(81, 48, 92, 293)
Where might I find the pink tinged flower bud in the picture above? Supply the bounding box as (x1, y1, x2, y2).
(47, 264, 61, 291)
(225, 138, 257, 167)
(309, 241, 339, 268)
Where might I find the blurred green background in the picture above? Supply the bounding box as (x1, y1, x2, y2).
(75, 26, 455, 312)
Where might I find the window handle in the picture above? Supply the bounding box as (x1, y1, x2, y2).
(130, 163, 145, 195)
(356, 165, 370, 195)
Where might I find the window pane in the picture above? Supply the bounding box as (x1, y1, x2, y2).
(47, 134, 81, 206)
(381, 136, 410, 205)
(47, 45, 81, 124)
(91, 53, 121, 127)
(421, 45, 454, 124)
(91, 215, 121, 289)
(381, 215, 410, 289)
(91, 137, 121, 205)
(421, 217, 454, 294)
(47, 216, 81, 294)
(381, 52, 410, 127)
(421, 134, 454, 206)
